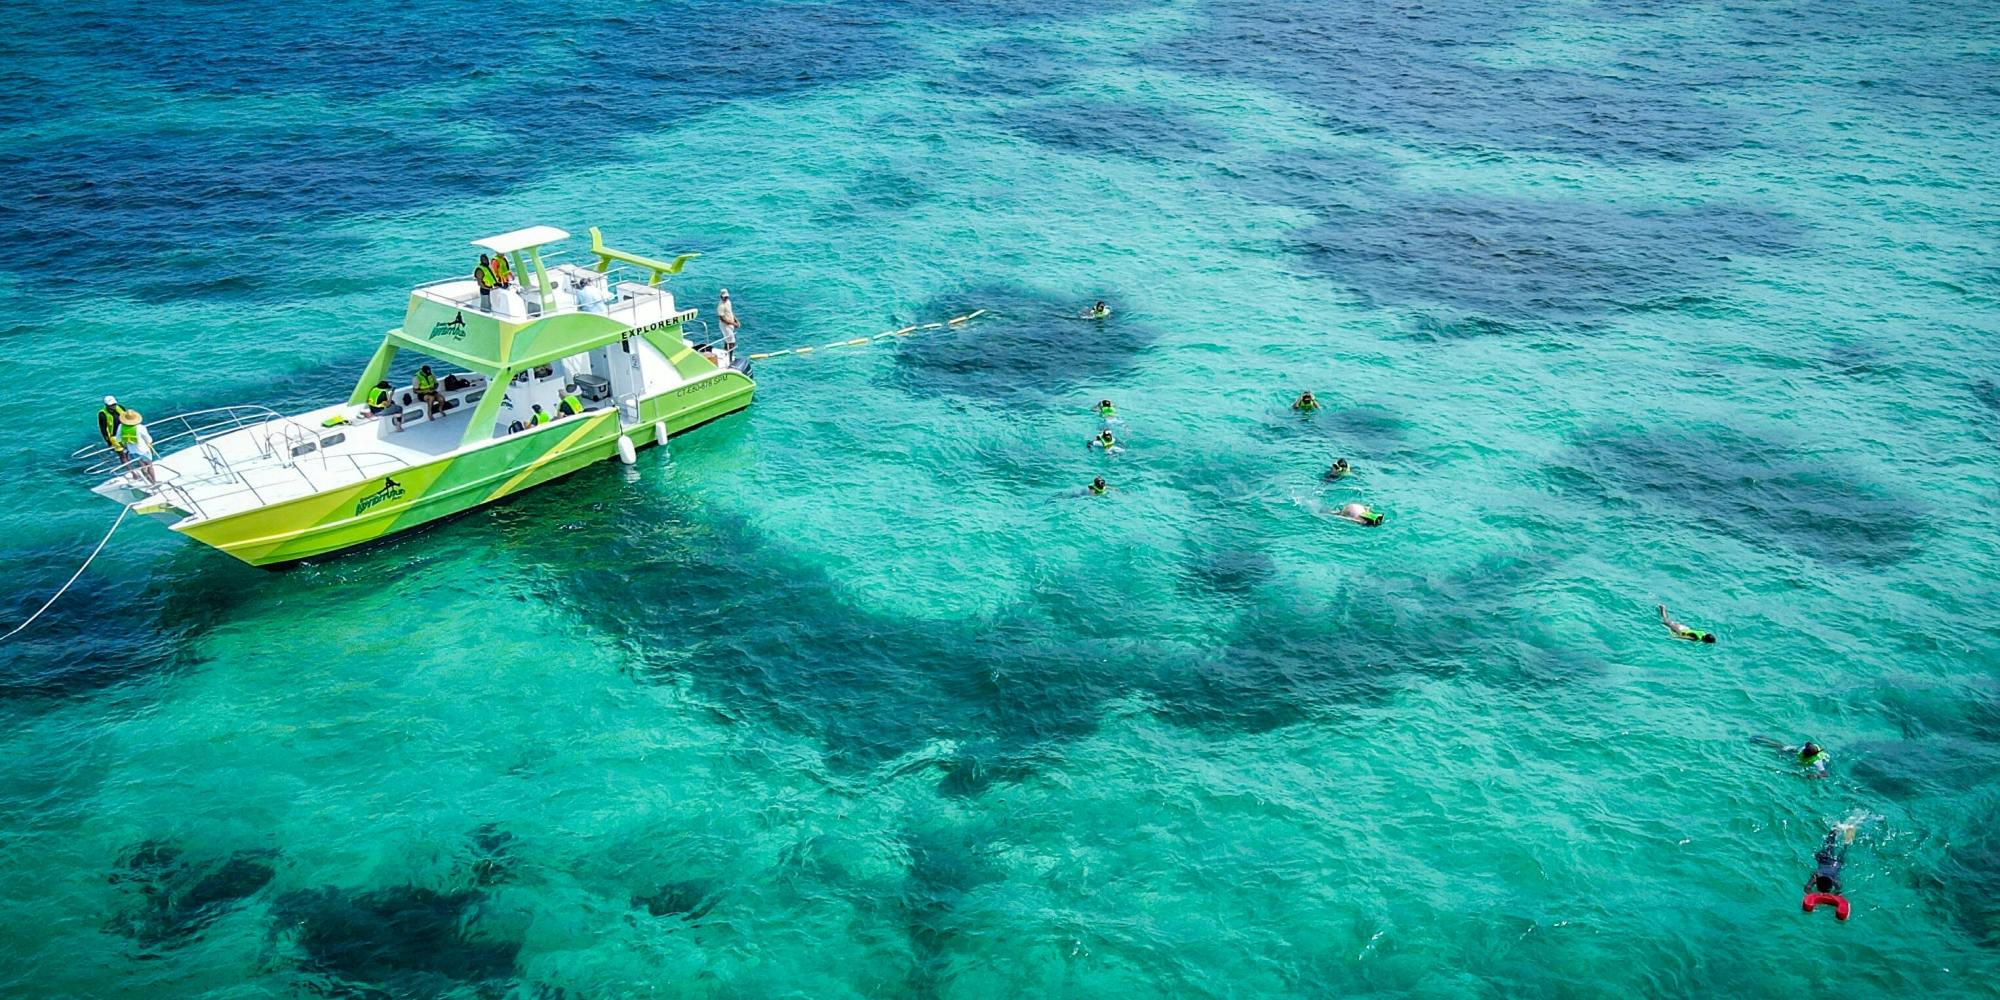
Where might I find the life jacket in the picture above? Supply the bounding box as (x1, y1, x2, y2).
(531, 410, 551, 426)
(118, 421, 138, 445)
(1098, 434, 1116, 448)
(491, 257, 512, 285)
(1089, 483, 1106, 495)
(366, 386, 390, 407)
(559, 394, 584, 415)
(416, 370, 439, 392)
(98, 405, 124, 441)
(474, 263, 496, 291)
(1099, 405, 1115, 417)
(1800, 749, 1829, 768)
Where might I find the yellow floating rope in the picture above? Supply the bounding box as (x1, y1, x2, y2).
(746, 310, 985, 361)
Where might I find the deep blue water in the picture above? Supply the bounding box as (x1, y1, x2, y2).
(3, 0, 2000, 995)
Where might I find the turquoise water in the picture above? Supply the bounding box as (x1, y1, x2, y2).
(4, 0, 2000, 995)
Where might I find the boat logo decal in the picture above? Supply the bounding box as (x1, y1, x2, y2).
(354, 477, 406, 516)
(429, 312, 469, 340)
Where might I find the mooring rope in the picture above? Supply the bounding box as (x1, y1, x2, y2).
(746, 309, 986, 361)
(0, 505, 131, 642)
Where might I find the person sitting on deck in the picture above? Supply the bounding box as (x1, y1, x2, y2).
(474, 254, 497, 309)
(530, 404, 552, 427)
(414, 365, 445, 417)
(572, 274, 609, 314)
(365, 380, 399, 418)
(557, 387, 586, 418)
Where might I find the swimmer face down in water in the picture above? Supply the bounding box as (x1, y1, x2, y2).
(1332, 502, 1385, 527)
(1658, 604, 1716, 643)
(1090, 429, 1122, 453)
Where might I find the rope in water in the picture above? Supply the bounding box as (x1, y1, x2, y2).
(0, 505, 131, 642)
(745, 309, 987, 361)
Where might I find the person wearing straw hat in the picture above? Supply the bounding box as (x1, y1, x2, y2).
(116, 408, 158, 485)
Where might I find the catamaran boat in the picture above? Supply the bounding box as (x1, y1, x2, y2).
(77, 226, 755, 567)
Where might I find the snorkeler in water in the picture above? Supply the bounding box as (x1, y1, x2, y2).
(1658, 604, 1716, 643)
(1751, 736, 1832, 777)
(1086, 301, 1111, 319)
(1095, 399, 1119, 423)
(1292, 391, 1321, 412)
(1089, 429, 1123, 454)
(1788, 740, 1831, 778)
(1800, 822, 1858, 921)
(1087, 476, 1110, 496)
(1323, 458, 1351, 482)
(1331, 501, 1385, 527)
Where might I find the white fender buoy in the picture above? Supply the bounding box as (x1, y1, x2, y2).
(653, 420, 669, 445)
(617, 435, 637, 465)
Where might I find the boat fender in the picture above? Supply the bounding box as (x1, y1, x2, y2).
(617, 436, 637, 465)
(654, 421, 669, 445)
(1801, 893, 1850, 921)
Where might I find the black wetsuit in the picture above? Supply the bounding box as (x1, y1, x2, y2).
(1805, 829, 1846, 894)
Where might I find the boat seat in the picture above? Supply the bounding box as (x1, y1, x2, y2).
(490, 285, 528, 320)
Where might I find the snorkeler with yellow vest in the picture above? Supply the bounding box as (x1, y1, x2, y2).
(1658, 604, 1715, 643)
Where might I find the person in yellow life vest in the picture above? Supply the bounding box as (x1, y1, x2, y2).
(1292, 391, 1321, 412)
(96, 395, 128, 451)
(557, 386, 586, 418)
(1658, 604, 1716, 644)
(117, 409, 158, 485)
(474, 254, 497, 309)
(490, 253, 513, 289)
(413, 365, 444, 417)
(365, 379, 400, 420)
(530, 404, 552, 427)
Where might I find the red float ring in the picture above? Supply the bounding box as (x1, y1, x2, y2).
(1801, 892, 1850, 921)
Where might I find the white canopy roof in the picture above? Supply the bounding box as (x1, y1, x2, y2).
(472, 226, 570, 255)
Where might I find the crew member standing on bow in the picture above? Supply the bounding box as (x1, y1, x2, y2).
(96, 395, 128, 451)
(716, 288, 741, 359)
